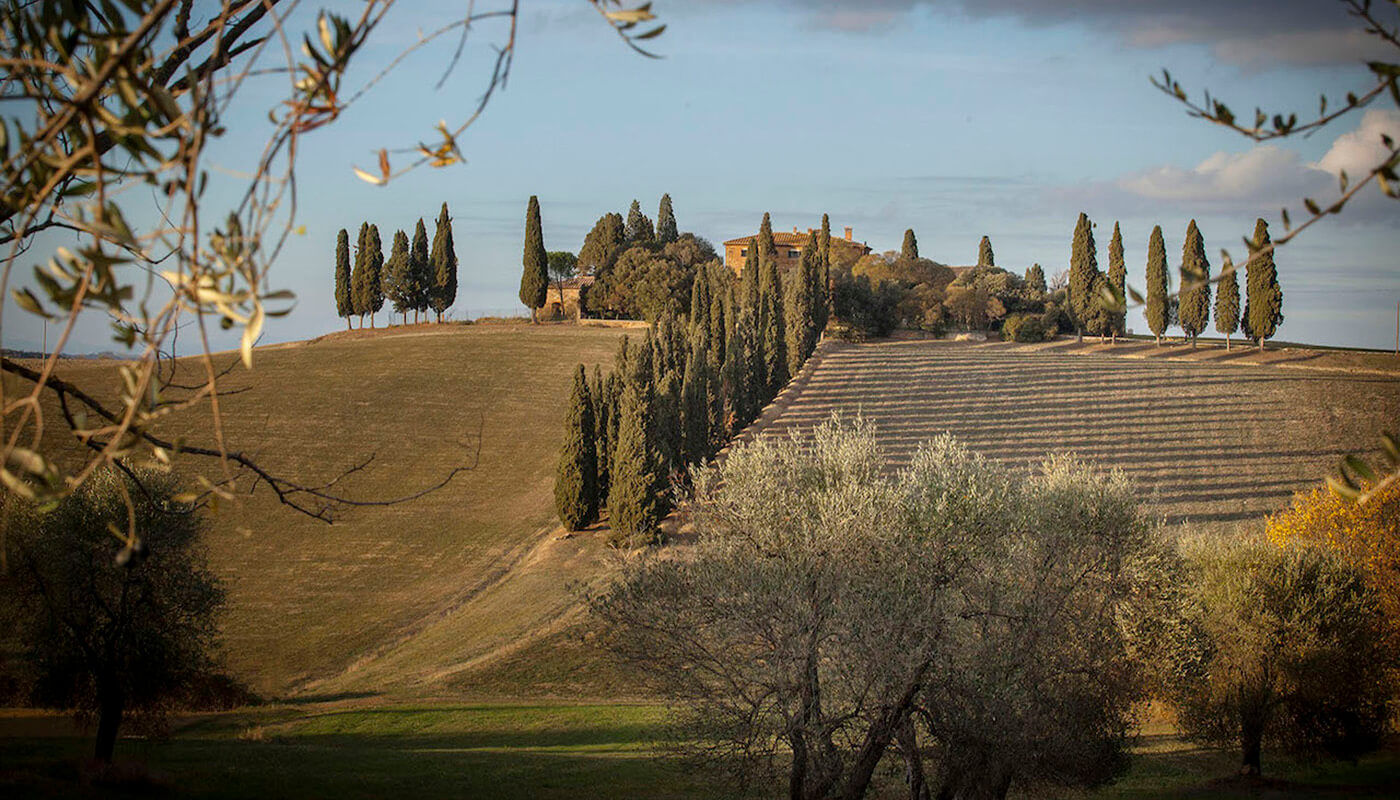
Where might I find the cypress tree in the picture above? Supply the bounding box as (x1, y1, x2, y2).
(1069, 213, 1102, 341)
(554, 365, 598, 530)
(624, 199, 653, 244)
(1245, 218, 1283, 351)
(760, 256, 788, 399)
(740, 240, 760, 312)
(351, 221, 369, 325)
(1107, 222, 1127, 342)
(681, 332, 712, 466)
(656, 193, 678, 244)
(723, 306, 762, 430)
(430, 202, 457, 322)
(786, 230, 820, 376)
(1025, 263, 1047, 296)
(655, 367, 682, 480)
(818, 213, 832, 331)
(901, 228, 919, 262)
(334, 228, 352, 329)
(521, 195, 548, 322)
(1145, 225, 1170, 345)
(1215, 253, 1241, 351)
(410, 218, 431, 324)
(366, 224, 385, 328)
(978, 235, 994, 268)
(579, 212, 626, 277)
(608, 377, 661, 546)
(690, 269, 711, 340)
(1178, 219, 1211, 348)
(593, 365, 611, 501)
(707, 266, 728, 366)
(384, 229, 413, 323)
(757, 212, 777, 264)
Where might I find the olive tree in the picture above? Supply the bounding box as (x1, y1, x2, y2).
(592, 415, 1170, 800)
(2, 468, 225, 763)
(1163, 537, 1392, 778)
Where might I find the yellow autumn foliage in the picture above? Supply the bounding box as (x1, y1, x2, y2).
(1267, 479, 1400, 621)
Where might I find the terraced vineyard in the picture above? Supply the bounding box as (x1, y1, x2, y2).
(757, 338, 1400, 534)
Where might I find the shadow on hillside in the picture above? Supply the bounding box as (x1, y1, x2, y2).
(279, 691, 382, 706)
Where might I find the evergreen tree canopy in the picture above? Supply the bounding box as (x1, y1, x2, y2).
(384, 229, 413, 316)
(1107, 222, 1127, 339)
(901, 228, 919, 262)
(351, 221, 370, 317)
(1214, 254, 1241, 348)
(593, 365, 613, 501)
(410, 218, 431, 318)
(521, 195, 549, 316)
(1178, 219, 1211, 345)
(978, 235, 994, 268)
(430, 202, 457, 321)
(365, 224, 385, 320)
(579, 212, 625, 277)
(818, 213, 832, 330)
(757, 212, 777, 265)
(554, 364, 599, 531)
(608, 377, 661, 546)
(1068, 213, 1102, 338)
(656, 193, 678, 244)
(1025, 263, 1047, 296)
(1245, 218, 1284, 349)
(1145, 225, 1170, 344)
(760, 256, 788, 398)
(334, 228, 351, 323)
(786, 230, 821, 377)
(625, 199, 654, 244)
(740, 239, 760, 311)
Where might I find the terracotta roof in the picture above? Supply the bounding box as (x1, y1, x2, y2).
(722, 231, 864, 247)
(557, 275, 595, 289)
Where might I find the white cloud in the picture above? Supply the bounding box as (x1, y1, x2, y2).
(1116, 146, 1329, 206)
(1314, 109, 1400, 177)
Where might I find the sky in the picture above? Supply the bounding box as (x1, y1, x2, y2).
(9, 0, 1400, 353)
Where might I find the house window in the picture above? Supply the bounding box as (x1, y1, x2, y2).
(740, 248, 748, 257)
(787, 249, 800, 258)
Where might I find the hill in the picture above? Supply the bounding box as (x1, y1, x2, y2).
(16, 323, 630, 698)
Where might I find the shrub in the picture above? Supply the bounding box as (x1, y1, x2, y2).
(1002, 313, 1048, 343)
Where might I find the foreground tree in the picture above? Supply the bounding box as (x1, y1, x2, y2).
(625, 199, 654, 244)
(365, 224, 385, 328)
(3, 469, 224, 763)
(547, 251, 580, 317)
(1178, 220, 1211, 347)
(334, 229, 352, 329)
(594, 416, 1170, 800)
(1145, 225, 1170, 345)
(554, 365, 598, 530)
(608, 371, 662, 546)
(521, 195, 549, 322)
(1165, 538, 1392, 777)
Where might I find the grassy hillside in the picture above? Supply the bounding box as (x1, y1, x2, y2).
(22, 323, 629, 697)
(757, 338, 1400, 534)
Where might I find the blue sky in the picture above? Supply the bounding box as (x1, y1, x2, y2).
(11, 0, 1400, 352)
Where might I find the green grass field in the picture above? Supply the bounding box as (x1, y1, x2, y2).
(4, 704, 1398, 799)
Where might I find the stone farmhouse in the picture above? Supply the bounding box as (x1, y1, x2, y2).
(722, 225, 871, 276)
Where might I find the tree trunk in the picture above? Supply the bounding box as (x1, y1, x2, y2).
(1258, 337, 1265, 352)
(1076, 327, 1083, 343)
(93, 685, 124, 763)
(1225, 333, 1231, 351)
(345, 317, 351, 331)
(1240, 722, 1263, 776)
(1154, 333, 1160, 346)
(1190, 334, 1196, 349)
(895, 715, 930, 800)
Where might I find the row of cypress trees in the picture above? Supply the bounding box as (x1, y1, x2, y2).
(554, 212, 833, 543)
(1070, 214, 1283, 350)
(334, 202, 458, 328)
